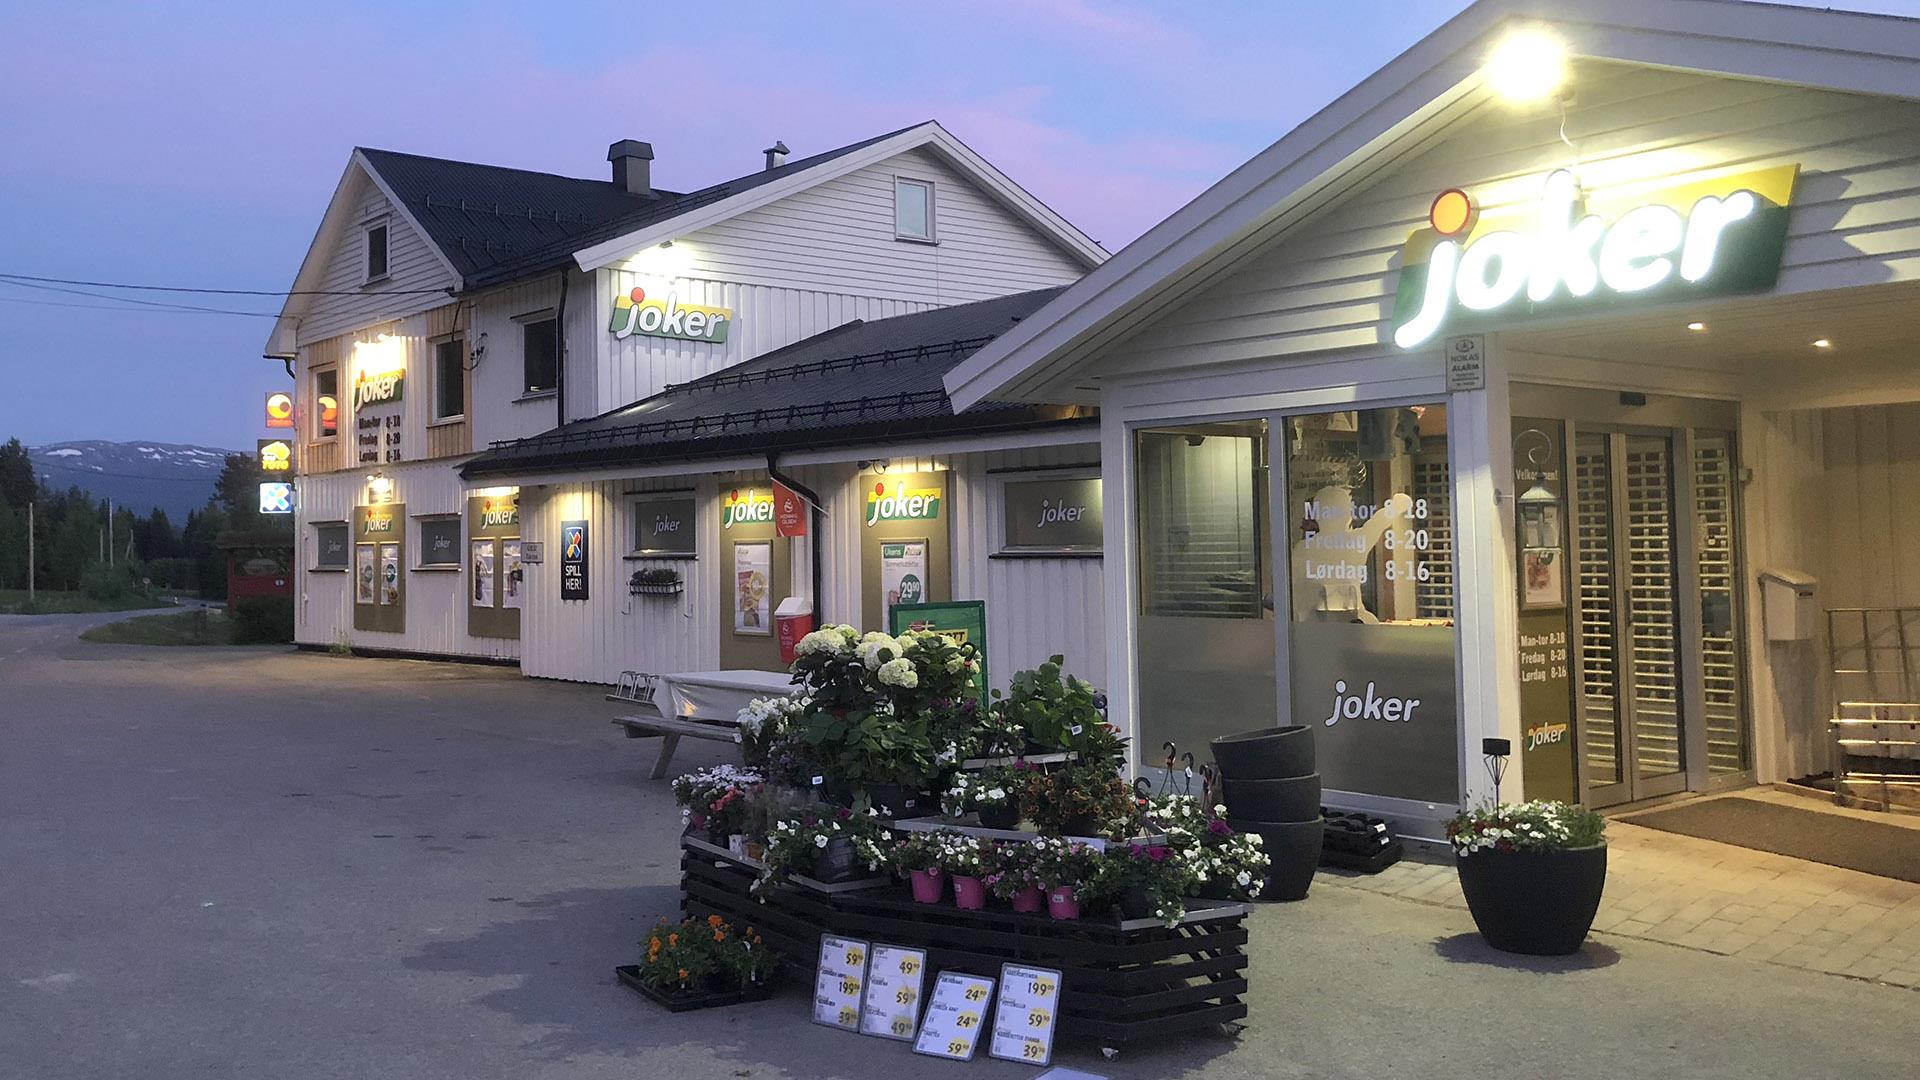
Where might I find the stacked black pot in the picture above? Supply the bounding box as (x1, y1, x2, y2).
(1211, 726, 1322, 901)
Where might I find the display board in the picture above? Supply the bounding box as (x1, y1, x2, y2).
(890, 600, 988, 702)
(633, 492, 696, 556)
(1513, 418, 1576, 801)
(351, 502, 405, 633)
(813, 936, 870, 1031)
(861, 471, 950, 630)
(858, 944, 927, 1041)
(1001, 475, 1102, 554)
(911, 970, 994, 1062)
(560, 519, 589, 601)
(468, 494, 521, 639)
(718, 482, 790, 671)
(988, 964, 1061, 1066)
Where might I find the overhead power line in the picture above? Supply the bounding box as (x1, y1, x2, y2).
(0, 271, 455, 297)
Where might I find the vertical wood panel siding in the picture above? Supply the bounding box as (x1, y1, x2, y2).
(293, 462, 516, 660)
(1100, 63, 1920, 378)
(297, 175, 456, 347)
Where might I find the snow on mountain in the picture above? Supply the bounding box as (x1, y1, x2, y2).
(28, 440, 244, 521)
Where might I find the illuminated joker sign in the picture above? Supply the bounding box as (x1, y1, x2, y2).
(1392, 166, 1796, 349)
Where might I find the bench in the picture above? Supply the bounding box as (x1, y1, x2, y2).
(611, 710, 741, 779)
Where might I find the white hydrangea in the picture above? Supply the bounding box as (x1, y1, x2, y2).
(876, 657, 919, 688)
(856, 633, 903, 670)
(794, 628, 849, 657)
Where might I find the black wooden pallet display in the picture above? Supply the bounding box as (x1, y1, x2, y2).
(678, 837, 1250, 1045)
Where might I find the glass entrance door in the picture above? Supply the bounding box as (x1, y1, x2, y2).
(1574, 430, 1690, 805)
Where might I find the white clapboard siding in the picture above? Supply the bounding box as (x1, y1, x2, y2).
(681, 148, 1088, 301)
(1099, 61, 1920, 377)
(293, 462, 516, 660)
(594, 278, 936, 412)
(515, 445, 1104, 690)
(298, 171, 456, 346)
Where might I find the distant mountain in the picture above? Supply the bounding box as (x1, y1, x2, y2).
(29, 440, 240, 521)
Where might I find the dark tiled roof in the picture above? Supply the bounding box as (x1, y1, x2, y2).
(361, 124, 927, 290)
(461, 287, 1092, 479)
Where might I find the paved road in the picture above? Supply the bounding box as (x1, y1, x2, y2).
(1, 617, 1914, 1080)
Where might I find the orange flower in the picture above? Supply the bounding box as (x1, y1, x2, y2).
(678, 968, 689, 981)
(707, 914, 724, 929)
(667, 933, 678, 946)
(713, 930, 725, 942)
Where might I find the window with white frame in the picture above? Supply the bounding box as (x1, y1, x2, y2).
(313, 367, 339, 440)
(521, 316, 558, 395)
(364, 221, 389, 282)
(432, 335, 465, 422)
(894, 177, 935, 242)
(417, 516, 462, 568)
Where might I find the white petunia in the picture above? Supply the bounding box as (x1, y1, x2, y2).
(814, 834, 829, 849)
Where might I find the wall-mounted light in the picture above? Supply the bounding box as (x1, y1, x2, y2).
(1812, 338, 1833, 350)
(367, 472, 395, 503)
(1486, 28, 1568, 104)
(1686, 321, 1707, 332)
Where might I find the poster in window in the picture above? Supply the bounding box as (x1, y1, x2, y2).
(472, 540, 495, 607)
(502, 540, 523, 610)
(356, 545, 376, 604)
(1522, 548, 1565, 609)
(881, 541, 928, 614)
(734, 541, 771, 635)
(379, 544, 401, 606)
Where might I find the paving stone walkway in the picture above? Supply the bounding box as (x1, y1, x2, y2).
(1322, 791, 1920, 989)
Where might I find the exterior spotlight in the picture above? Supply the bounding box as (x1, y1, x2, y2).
(1812, 338, 1833, 349)
(1486, 28, 1568, 104)
(1686, 321, 1707, 332)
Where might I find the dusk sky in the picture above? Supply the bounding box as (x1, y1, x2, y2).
(5, 0, 1919, 450)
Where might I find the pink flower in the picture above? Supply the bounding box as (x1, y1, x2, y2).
(1207, 819, 1232, 838)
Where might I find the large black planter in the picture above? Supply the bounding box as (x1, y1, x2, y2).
(1210, 726, 1314, 780)
(1220, 774, 1321, 823)
(976, 802, 1021, 830)
(1229, 817, 1324, 901)
(863, 783, 927, 819)
(812, 836, 865, 883)
(1455, 845, 1607, 955)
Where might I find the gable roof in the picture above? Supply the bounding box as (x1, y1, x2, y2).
(266, 121, 1106, 357)
(460, 287, 1089, 480)
(943, 0, 1920, 409)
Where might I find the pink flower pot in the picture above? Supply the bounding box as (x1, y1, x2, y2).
(952, 874, 987, 910)
(909, 867, 947, 904)
(1010, 886, 1044, 914)
(1046, 886, 1082, 921)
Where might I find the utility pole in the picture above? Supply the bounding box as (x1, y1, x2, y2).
(108, 499, 114, 566)
(27, 502, 34, 603)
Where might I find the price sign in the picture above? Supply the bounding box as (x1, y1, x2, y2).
(813, 935, 870, 1031)
(989, 963, 1062, 1066)
(859, 944, 927, 1041)
(911, 971, 995, 1062)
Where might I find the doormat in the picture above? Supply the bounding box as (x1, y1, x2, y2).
(1621, 797, 1920, 884)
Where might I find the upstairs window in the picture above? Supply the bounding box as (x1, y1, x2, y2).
(522, 317, 558, 395)
(364, 222, 389, 282)
(433, 336, 465, 421)
(894, 177, 935, 242)
(313, 367, 339, 439)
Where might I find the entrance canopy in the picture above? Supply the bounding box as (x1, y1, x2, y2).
(944, 0, 1920, 411)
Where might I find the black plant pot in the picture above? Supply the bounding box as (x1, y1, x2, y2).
(1210, 726, 1314, 780)
(821, 777, 856, 808)
(1221, 774, 1322, 823)
(1455, 845, 1608, 956)
(1116, 885, 1157, 920)
(1230, 817, 1324, 901)
(812, 836, 864, 883)
(1194, 878, 1235, 902)
(976, 802, 1021, 830)
(864, 783, 927, 819)
(1059, 813, 1101, 838)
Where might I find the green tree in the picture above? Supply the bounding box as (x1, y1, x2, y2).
(0, 493, 24, 589)
(183, 505, 231, 601)
(0, 438, 37, 509)
(213, 453, 291, 536)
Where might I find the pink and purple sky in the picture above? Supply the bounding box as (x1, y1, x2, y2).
(4, 0, 1918, 449)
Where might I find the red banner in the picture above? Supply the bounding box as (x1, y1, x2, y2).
(773, 479, 808, 537)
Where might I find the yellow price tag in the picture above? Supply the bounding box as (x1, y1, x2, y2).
(900, 957, 920, 974)
(895, 986, 915, 1004)
(839, 977, 859, 995)
(1023, 1043, 1045, 1059)
(844, 949, 863, 966)
(891, 1018, 913, 1036)
(1027, 1009, 1050, 1027)
(1029, 979, 1055, 997)
(838, 1006, 857, 1026)
(947, 1040, 967, 1055)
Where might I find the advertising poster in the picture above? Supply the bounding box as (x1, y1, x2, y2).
(472, 540, 495, 607)
(880, 541, 928, 614)
(502, 541, 523, 610)
(560, 520, 589, 601)
(378, 544, 401, 606)
(1522, 548, 1565, 609)
(734, 541, 772, 635)
(355, 545, 376, 604)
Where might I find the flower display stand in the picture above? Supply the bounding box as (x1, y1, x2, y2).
(678, 835, 1252, 1049)
(614, 965, 779, 1012)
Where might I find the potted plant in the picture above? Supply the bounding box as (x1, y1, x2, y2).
(1145, 794, 1270, 901)
(891, 831, 957, 904)
(759, 808, 889, 890)
(941, 765, 1022, 830)
(1112, 843, 1198, 925)
(735, 695, 806, 771)
(946, 836, 991, 910)
(1021, 761, 1139, 839)
(790, 627, 938, 814)
(985, 839, 1047, 913)
(1033, 837, 1106, 921)
(623, 914, 780, 1011)
(991, 655, 1106, 753)
(1447, 800, 1608, 956)
(628, 567, 684, 595)
(671, 765, 764, 842)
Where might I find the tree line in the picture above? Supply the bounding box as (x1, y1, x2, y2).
(0, 437, 289, 601)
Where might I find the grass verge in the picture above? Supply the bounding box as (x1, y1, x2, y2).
(0, 589, 173, 615)
(80, 609, 233, 646)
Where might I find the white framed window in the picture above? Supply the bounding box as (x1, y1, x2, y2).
(431, 335, 465, 422)
(894, 177, 935, 242)
(363, 220, 390, 283)
(416, 516, 462, 569)
(518, 311, 558, 396)
(627, 491, 698, 558)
